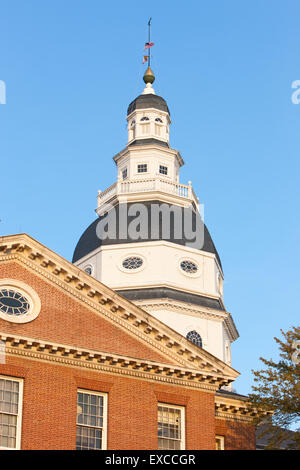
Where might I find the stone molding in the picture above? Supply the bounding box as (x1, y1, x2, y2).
(0, 333, 222, 392)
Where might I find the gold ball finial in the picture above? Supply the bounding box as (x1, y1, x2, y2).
(143, 66, 155, 84)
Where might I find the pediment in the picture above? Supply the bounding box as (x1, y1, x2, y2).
(0, 234, 239, 388)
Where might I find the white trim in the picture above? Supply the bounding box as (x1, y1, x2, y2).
(75, 239, 219, 268)
(158, 403, 185, 450)
(77, 389, 108, 450)
(0, 375, 23, 450)
(216, 435, 225, 450)
(0, 279, 41, 324)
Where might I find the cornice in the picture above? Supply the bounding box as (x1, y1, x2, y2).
(215, 394, 271, 423)
(224, 314, 239, 342)
(0, 333, 221, 392)
(113, 144, 184, 168)
(133, 298, 238, 343)
(0, 234, 238, 384)
(135, 299, 228, 321)
(137, 301, 239, 346)
(126, 107, 170, 121)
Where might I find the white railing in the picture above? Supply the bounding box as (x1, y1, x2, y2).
(97, 177, 198, 208)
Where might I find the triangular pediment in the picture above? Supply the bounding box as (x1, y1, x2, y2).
(0, 234, 239, 388)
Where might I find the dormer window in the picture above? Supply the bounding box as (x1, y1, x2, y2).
(155, 118, 163, 123)
(159, 165, 168, 176)
(140, 117, 149, 121)
(137, 164, 147, 173)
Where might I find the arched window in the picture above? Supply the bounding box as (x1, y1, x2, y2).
(186, 330, 202, 348)
(140, 116, 149, 121)
(84, 265, 93, 276)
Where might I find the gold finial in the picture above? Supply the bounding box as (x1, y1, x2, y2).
(143, 66, 155, 84)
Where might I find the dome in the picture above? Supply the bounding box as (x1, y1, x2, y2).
(72, 201, 222, 270)
(127, 94, 170, 116)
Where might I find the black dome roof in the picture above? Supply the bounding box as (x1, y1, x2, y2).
(72, 201, 222, 270)
(127, 94, 170, 116)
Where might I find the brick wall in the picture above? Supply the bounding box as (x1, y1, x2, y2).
(0, 262, 172, 364)
(215, 417, 255, 450)
(0, 355, 217, 450)
(0, 259, 255, 450)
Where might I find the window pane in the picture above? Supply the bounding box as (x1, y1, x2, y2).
(158, 405, 183, 450)
(76, 425, 102, 450)
(0, 413, 17, 448)
(76, 391, 105, 450)
(137, 164, 147, 173)
(0, 378, 20, 449)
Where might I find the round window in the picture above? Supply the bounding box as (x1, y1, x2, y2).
(180, 260, 198, 274)
(0, 279, 41, 324)
(0, 289, 30, 316)
(122, 257, 143, 270)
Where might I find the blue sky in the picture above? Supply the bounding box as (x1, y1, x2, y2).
(0, 0, 299, 395)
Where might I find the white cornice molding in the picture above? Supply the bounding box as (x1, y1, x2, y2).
(134, 299, 228, 321)
(215, 394, 270, 423)
(126, 107, 170, 122)
(224, 314, 239, 342)
(0, 234, 239, 385)
(0, 333, 223, 391)
(113, 145, 184, 168)
(135, 300, 239, 343)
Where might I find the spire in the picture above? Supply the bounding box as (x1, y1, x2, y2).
(142, 19, 155, 95)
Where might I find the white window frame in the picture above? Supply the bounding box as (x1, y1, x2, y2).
(137, 163, 148, 174)
(158, 403, 185, 450)
(76, 389, 108, 450)
(216, 435, 225, 450)
(159, 164, 168, 176)
(121, 167, 128, 180)
(0, 375, 23, 450)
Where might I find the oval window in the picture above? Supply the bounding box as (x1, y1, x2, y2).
(122, 257, 143, 270)
(180, 260, 198, 274)
(0, 289, 30, 316)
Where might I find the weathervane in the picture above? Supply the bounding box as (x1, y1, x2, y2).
(143, 17, 154, 66)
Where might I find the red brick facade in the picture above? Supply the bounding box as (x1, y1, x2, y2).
(0, 237, 256, 450)
(0, 262, 170, 364)
(0, 358, 218, 450)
